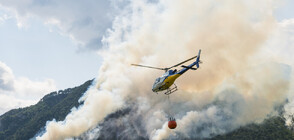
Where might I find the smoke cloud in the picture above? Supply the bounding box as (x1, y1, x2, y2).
(36, 0, 293, 139)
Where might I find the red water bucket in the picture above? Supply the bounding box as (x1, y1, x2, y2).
(168, 120, 177, 129)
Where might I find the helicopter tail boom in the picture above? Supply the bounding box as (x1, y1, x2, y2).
(181, 65, 197, 70)
(176, 49, 201, 75)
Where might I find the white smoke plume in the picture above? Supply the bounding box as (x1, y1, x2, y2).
(37, 0, 293, 139)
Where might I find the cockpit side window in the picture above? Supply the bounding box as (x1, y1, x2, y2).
(155, 78, 160, 84)
(162, 72, 169, 77)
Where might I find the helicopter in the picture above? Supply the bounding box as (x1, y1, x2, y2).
(132, 49, 202, 95)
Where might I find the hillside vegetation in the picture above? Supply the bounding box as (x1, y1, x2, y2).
(0, 80, 93, 140)
(0, 79, 294, 140)
(210, 116, 294, 140)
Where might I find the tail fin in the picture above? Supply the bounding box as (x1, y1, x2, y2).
(196, 49, 201, 68)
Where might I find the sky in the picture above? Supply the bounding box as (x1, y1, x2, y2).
(0, 0, 293, 115)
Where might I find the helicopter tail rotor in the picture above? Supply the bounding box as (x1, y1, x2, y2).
(195, 49, 201, 68)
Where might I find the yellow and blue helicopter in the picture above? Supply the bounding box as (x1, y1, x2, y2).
(132, 49, 201, 95)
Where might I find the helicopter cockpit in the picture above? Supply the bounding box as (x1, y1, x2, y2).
(153, 70, 176, 87)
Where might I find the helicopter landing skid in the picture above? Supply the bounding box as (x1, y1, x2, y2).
(164, 84, 178, 95)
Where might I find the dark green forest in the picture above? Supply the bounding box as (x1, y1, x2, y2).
(209, 116, 294, 140)
(0, 80, 93, 140)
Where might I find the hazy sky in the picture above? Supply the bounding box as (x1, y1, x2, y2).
(0, 17, 101, 89)
(0, 0, 293, 114)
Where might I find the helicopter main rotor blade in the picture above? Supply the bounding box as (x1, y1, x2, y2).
(132, 55, 198, 71)
(131, 64, 166, 70)
(167, 55, 197, 69)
